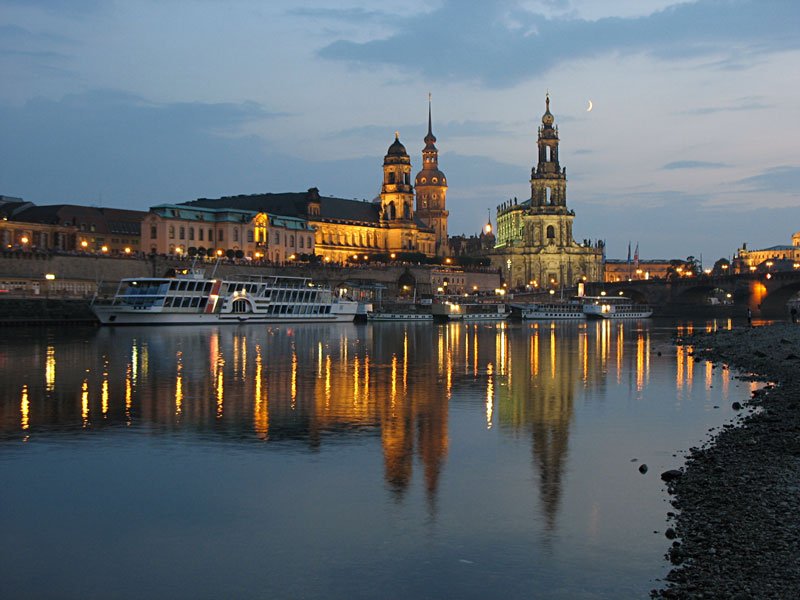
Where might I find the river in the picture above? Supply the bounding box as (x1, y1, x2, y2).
(0, 319, 756, 599)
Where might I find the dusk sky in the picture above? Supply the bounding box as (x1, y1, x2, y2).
(1, 0, 798, 262)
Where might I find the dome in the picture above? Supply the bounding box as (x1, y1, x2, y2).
(387, 133, 408, 157)
(415, 169, 446, 186)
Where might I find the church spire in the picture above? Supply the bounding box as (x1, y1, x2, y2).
(424, 93, 437, 149)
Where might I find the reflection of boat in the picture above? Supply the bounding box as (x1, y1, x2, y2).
(92, 269, 358, 325)
(511, 301, 585, 320)
(432, 299, 508, 321)
(582, 296, 653, 319)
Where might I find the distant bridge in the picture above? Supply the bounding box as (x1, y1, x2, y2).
(586, 271, 800, 318)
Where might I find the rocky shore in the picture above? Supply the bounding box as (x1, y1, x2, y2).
(652, 323, 800, 599)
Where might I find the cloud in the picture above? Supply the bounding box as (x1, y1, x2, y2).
(662, 160, 727, 170)
(735, 166, 800, 194)
(314, 0, 800, 87)
(0, 90, 295, 207)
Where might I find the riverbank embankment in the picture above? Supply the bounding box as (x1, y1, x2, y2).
(653, 323, 800, 599)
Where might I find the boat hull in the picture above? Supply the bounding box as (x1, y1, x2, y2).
(92, 305, 357, 325)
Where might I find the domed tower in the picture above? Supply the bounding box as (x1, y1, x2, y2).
(531, 93, 567, 208)
(380, 133, 414, 222)
(415, 96, 449, 256)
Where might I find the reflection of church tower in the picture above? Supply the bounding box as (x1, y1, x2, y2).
(415, 96, 449, 256)
(381, 134, 414, 222)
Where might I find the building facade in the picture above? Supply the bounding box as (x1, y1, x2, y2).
(733, 232, 800, 273)
(490, 96, 604, 288)
(141, 204, 313, 263)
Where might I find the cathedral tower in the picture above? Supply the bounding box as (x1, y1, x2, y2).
(491, 94, 604, 288)
(531, 93, 567, 209)
(380, 133, 414, 222)
(415, 96, 449, 257)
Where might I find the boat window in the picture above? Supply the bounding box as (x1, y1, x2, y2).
(181, 297, 192, 308)
(178, 281, 187, 291)
(190, 297, 200, 308)
(170, 281, 179, 291)
(199, 298, 208, 309)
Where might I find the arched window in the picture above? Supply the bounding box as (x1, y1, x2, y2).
(546, 225, 556, 239)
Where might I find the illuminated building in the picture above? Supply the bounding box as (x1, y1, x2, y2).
(491, 95, 604, 288)
(734, 231, 800, 273)
(148, 121, 442, 262)
(141, 204, 312, 262)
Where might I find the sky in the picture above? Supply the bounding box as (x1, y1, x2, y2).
(1, 0, 798, 262)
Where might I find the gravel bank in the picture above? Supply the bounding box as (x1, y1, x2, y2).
(652, 323, 800, 599)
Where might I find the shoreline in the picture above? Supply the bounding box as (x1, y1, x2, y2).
(652, 323, 800, 599)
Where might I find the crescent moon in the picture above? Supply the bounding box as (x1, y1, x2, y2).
(586, 100, 593, 112)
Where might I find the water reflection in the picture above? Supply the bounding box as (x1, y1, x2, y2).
(0, 320, 737, 534)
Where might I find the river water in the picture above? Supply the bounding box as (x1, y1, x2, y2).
(0, 319, 756, 599)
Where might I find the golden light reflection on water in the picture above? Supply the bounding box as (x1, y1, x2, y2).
(254, 344, 268, 440)
(1, 320, 751, 530)
(81, 379, 89, 427)
(175, 351, 183, 416)
(101, 361, 109, 418)
(45, 345, 55, 392)
(20, 384, 29, 430)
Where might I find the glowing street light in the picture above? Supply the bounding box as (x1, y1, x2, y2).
(80, 240, 88, 249)
(124, 247, 131, 254)
(20, 236, 29, 245)
(101, 246, 108, 253)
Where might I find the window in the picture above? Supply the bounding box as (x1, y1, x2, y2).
(189, 228, 194, 241)
(169, 226, 175, 239)
(208, 229, 213, 241)
(546, 225, 555, 239)
(150, 226, 157, 239)
(299, 236, 304, 249)
(274, 231, 280, 244)
(218, 230, 224, 242)
(388, 172, 396, 184)
(247, 229, 253, 242)
(307, 236, 312, 249)
(179, 227, 185, 240)
(233, 228, 239, 242)
(289, 235, 295, 247)
(199, 229, 204, 241)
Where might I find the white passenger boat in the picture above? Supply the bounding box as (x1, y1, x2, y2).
(432, 300, 508, 321)
(91, 269, 358, 325)
(582, 296, 653, 319)
(511, 300, 585, 320)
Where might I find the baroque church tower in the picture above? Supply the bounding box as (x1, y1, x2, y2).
(380, 133, 414, 222)
(491, 95, 604, 288)
(414, 96, 449, 257)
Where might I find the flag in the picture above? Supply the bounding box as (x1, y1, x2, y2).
(634, 243, 639, 269)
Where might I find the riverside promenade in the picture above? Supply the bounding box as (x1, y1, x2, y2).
(653, 323, 800, 599)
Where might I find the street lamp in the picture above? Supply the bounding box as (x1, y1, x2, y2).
(81, 240, 88, 250)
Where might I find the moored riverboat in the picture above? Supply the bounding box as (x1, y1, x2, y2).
(432, 299, 508, 321)
(582, 296, 653, 319)
(91, 269, 358, 325)
(510, 300, 586, 320)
